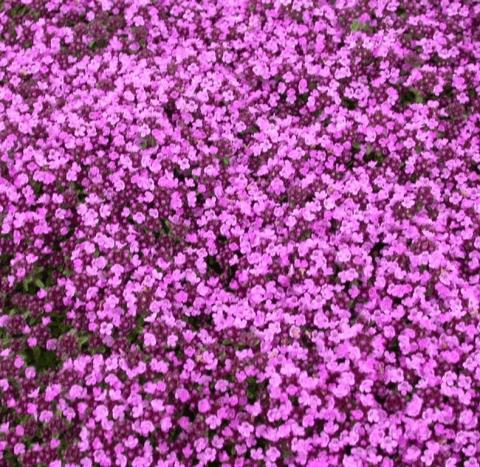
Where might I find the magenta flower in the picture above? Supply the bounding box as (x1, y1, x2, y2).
(1, 0, 480, 465)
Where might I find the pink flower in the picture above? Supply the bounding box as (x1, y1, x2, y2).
(266, 447, 280, 462)
(143, 332, 157, 347)
(406, 395, 424, 418)
(160, 417, 172, 433)
(198, 399, 210, 414)
(69, 385, 84, 400)
(94, 405, 109, 422)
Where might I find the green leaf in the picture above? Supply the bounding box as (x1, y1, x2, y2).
(342, 97, 358, 110)
(79, 335, 90, 346)
(396, 6, 408, 19)
(399, 87, 424, 106)
(351, 20, 369, 32)
(141, 135, 157, 149)
(23, 347, 60, 373)
(246, 376, 266, 403)
(160, 218, 171, 236)
(8, 5, 30, 18)
(88, 38, 108, 51)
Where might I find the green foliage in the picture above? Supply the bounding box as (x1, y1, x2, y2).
(8, 4, 30, 18)
(396, 6, 408, 19)
(246, 376, 267, 403)
(160, 218, 171, 236)
(350, 20, 370, 32)
(206, 255, 223, 275)
(23, 346, 60, 373)
(224, 442, 236, 458)
(141, 135, 157, 149)
(16, 266, 55, 295)
(237, 123, 260, 140)
(0, 252, 13, 270)
(3, 450, 21, 467)
(69, 181, 87, 202)
(128, 315, 145, 345)
(88, 37, 109, 51)
(351, 141, 361, 154)
(48, 313, 70, 338)
(296, 92, 309, 106)
(363, 146, 386, 166)
(31, 180, 44, 196)
(342, 97, 358, 110)
(399, 87, 424, 106)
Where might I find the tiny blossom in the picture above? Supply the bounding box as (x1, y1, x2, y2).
(0, 0, 479, 465)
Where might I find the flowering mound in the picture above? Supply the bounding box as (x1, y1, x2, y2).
(1, 0, 480, 465)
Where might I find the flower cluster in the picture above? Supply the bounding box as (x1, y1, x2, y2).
(1, 0, 480, 465)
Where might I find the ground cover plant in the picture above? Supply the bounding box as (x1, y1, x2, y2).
(0, 0, 480, 465)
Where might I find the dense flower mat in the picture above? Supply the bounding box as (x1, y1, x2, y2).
(0, 0, 480, 465)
